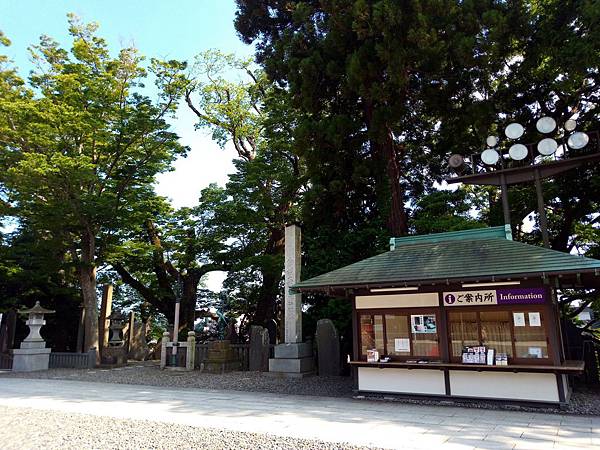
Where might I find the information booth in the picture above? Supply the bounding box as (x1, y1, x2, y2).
(292, 226, 600, 406)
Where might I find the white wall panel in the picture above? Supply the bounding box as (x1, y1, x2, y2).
(356, 293, 439, 309)
(358, 367, 445, 395)
(449, 371, 559, 402)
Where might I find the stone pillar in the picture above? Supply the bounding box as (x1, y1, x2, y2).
(186, 331, 196, 370)
(269, 224, 314, 377)
(12, 302, 55, 372)
(160, 331, 169, 369)
(284, 224, 302, 343)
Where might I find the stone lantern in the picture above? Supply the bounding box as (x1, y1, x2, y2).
(100, 311, 127, 367)
(12, 301, 55, 372)
(108, 312, 125, 347)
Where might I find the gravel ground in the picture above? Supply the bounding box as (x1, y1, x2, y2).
(0, 405, 380, 450)
(0, 361, 353, 398)
(2, 361, 600, 416)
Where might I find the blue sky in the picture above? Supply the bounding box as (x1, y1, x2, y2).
(1, 0, 253, 288)
(1, 0, 252, 208)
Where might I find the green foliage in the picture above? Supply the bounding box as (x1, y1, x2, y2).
(186, 51, 305, 332)
(235, 0, 600, 333)
(412, 190, 484, 235)
(0, 15, 188, 347)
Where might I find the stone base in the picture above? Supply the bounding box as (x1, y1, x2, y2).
(165, 366, 188, 372)
(200, 360, 240, 374)
(100, 345, 127, 367)
(269, 342, 314, 378)
(12, 347, 51, 372)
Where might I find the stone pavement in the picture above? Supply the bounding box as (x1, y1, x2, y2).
(0, 377, 598, 449)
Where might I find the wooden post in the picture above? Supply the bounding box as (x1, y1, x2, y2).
(186, 331, 196, 370)
(76, 306, 86, 353)
(127, 311, 135, 353)
(99, 285, 113, 356)
(160, 331, 169, 369)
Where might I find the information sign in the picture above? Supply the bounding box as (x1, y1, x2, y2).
(443, 288, 546, 307)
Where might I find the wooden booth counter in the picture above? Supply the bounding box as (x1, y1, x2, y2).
(349, 360, 583, 405)
(348, 360, 584, 374)
(292, 226, 600, 406)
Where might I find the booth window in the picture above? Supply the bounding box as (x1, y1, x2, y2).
(448, 308, 549, 362)
(359, 311, 439, 360)
(360, 314, 384, 356)
(513, 312, 548, 358)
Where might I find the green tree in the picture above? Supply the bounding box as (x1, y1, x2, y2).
(412, 189, 484, 235)
(185, 51, 305, 331)
(235, 0, 509, 237)
(110, 202, 231, 333)
(0, 16, 188, 352)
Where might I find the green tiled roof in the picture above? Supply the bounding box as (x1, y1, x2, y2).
(293, 227, 600, 290)
(389, 225, 511, 249)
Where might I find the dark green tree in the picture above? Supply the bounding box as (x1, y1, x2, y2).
(235, 0, 510, 237)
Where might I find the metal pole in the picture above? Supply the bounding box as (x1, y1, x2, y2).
(534, 167, 551, 248)
(500, 173, 511, 228)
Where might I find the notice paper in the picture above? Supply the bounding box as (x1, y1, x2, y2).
(513, 312, 526, 327)
(528, 312, 541, 327)
(395, 338, 410, 353)
(528, 347, 543, 358)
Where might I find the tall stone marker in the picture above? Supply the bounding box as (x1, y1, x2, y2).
(284, 224, 302, 344)
(268, 224, 314, 377)
(316, 319, 341, 376)
(12, 302, 55, 372)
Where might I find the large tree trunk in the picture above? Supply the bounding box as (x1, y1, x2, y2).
(253, 227, 284, 328)
(364, 101, 409, 236)
(79, 228, 99, 356)
(179, 274, 201, 333)
(381, 127, 409, 236)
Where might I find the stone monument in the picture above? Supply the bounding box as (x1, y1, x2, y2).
(316, 319, 341, 376)
(12, 301, 55, 372)
(249, 325, 269, 371)
(268, 224, 314, 377)
(128, 319, 150, 361)
(200, 340, 240, 373)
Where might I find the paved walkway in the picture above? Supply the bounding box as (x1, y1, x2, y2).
(0, 378, 598, 449)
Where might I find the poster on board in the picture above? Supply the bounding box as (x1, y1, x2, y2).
(394, 338, 410, 353)
(528, 312, 541, 327)
(411, 315, 437, 334)
(513, 312, 525, 327)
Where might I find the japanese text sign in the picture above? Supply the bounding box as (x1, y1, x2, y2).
(443, 288, 546, 307)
